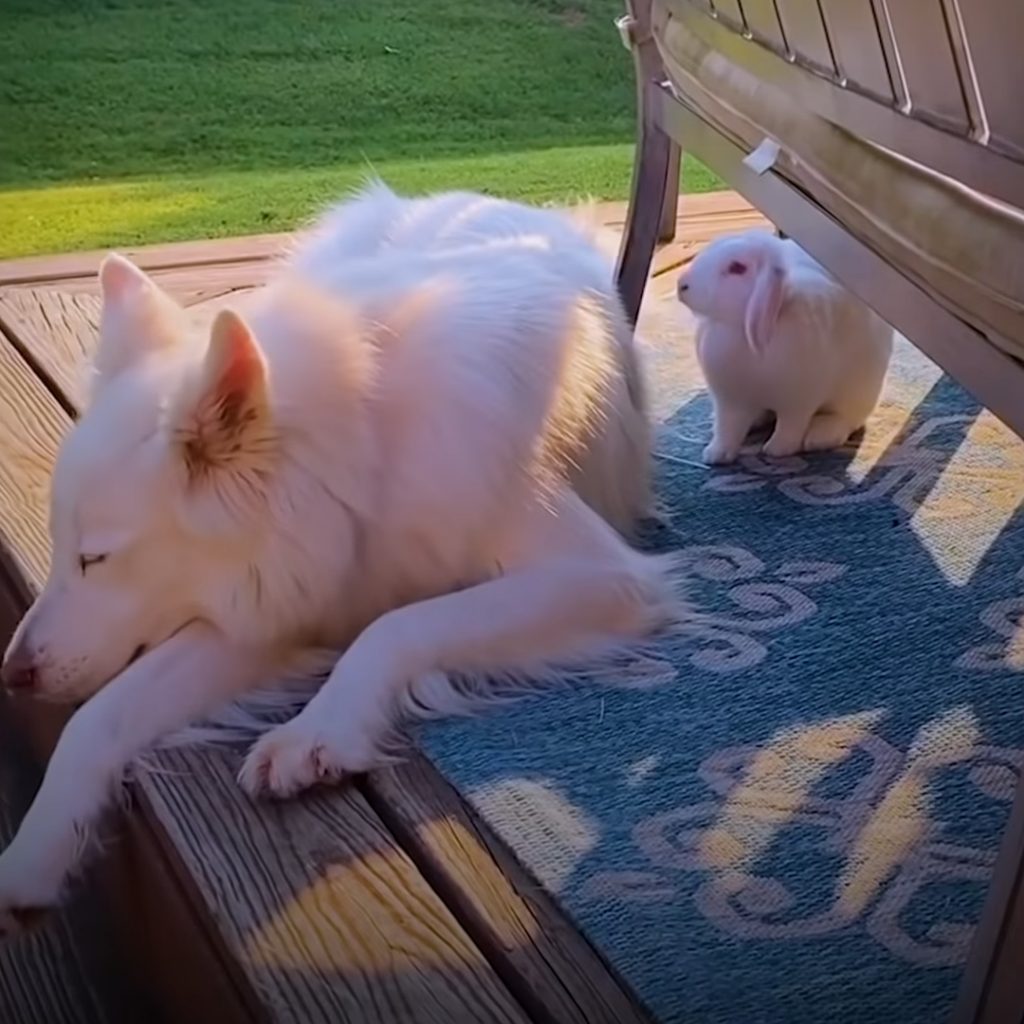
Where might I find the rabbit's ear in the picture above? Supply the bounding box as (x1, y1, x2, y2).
(744, 260, 786, 354)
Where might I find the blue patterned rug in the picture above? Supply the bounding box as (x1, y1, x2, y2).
(420, 294, 1024, 1024)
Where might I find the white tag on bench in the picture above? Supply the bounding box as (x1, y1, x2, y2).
(744, 138, 781, 175)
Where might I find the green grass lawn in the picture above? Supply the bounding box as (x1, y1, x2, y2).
(0, 0, 720, 259)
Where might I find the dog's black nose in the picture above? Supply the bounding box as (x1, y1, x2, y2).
(677, 282, 689, 294)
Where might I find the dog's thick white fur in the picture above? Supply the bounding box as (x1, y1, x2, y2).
(0, 184, 681, 927)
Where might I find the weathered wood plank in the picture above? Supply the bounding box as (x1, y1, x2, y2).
(2, 277, 260, 312)
(366, 757, 654, 1024)
(0, 289, 99, 410)
(0, 320, 529, 1023)
(0, 603, 117, 1024)
(100, 809, 260, 1024)
(598, 190, 753, 229)
(0, 527, 146, 1024)
(0, 233, 289, 288)
(0, 287, 276, 416)
(1, 263, 275, 308)
(148, 262, 278, 304)
(0, 192, 752, 293)
(0, 752, 112, 1024)
(177, 284, 262, 309)
(146, 747, 527, 1024)
(0, 328, 62, 587)
(188, 286, 262, 316)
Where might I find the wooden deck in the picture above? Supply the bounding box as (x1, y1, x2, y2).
(0, 191, 766, 1024)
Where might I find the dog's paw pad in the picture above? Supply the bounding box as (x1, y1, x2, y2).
(238, 727, 352, 800)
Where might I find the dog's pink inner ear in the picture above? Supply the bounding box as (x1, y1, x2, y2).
(207, 309, 266, 403)
(174, 308, 272, 479)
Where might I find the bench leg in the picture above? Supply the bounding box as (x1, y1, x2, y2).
(615, 0, 678, 327)
(658, 142, 681, 243)
(616, 110, 675, 328)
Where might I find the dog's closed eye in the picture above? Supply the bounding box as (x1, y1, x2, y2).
(78, 554, 108, 574)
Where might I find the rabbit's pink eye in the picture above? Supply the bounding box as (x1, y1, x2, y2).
(727, 261, 747, 275)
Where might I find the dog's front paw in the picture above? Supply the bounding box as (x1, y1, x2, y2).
(238, 721, 373, 799)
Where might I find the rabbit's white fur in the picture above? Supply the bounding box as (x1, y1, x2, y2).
(677, 229, 893, 465)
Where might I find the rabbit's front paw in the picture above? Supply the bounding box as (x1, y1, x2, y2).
(702, 440, 739, 465)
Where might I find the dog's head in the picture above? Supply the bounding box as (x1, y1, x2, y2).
(1, 254, 279, 701)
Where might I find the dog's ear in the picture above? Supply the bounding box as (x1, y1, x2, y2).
(93, 253, 183, 390)
(99, 252, 152, 303)
(170, 309, 275, 480)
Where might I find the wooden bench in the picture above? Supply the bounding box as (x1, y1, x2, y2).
(612, 3, 1024, 1022)
(0, 196, 770, 1023)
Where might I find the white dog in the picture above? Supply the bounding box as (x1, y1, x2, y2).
(0, 184, 682, 928)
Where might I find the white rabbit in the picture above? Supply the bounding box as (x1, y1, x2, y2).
(676, 229, 893, 465)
